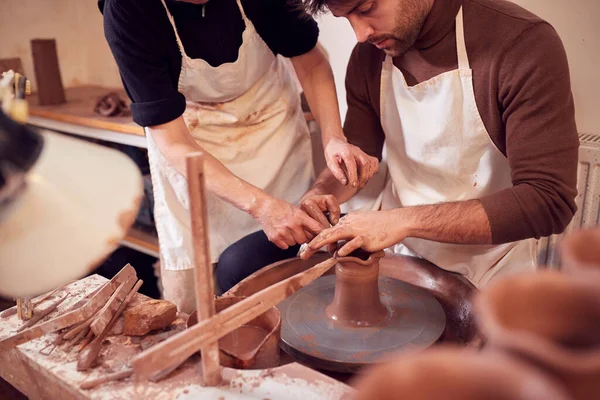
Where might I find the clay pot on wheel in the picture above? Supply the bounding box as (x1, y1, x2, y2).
(476, 271, 600, 400)
(187, 296, 281, 370)
(352, 346, 572, 400)
(560, 228, 600, 275)
(326, 249, 388, 327)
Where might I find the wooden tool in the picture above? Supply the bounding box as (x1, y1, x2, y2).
(186, 152, 221, 386)
(0, 264, 135, 351)
(16, 295, 69, 333)
(131, 256, 337, 380)
(90, 273, 137, 336)
(80, 369, 134, 390)
(63, 309, 100, 341)
(79, 329, 95, 351)
(16, 298, 33, 320)
(77, 279, 143, 371)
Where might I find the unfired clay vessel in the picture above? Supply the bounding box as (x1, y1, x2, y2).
(187, 296, 281, 370)
(351, 347, 572, 400)
(326, 249, 388, 326)
(476, 271, 600, 400)
(560, 228, 600, 275)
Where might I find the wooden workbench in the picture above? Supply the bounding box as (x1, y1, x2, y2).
(0, 275, 352, 400)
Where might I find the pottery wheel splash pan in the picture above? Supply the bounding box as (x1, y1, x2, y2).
(277, 276, 446, 373)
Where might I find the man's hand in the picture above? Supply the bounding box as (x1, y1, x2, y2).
(299, 211, 408, 259)
(299, 193, 341, 229)
(324, 137, 379, 189)
(251, 197, 324, 250)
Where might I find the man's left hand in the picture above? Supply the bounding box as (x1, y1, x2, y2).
(323, 137, 379, 189)
(299, 210, 408, 259)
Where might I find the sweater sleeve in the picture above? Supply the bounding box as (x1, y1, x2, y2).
(245, 0, 319, 58)
(479, 22, 579, 244)
(343, 44, 386, 160)
(101, 0, 185, 127)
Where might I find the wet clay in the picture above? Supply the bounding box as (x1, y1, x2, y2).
(477, 271, 600, 349)
(325, 250, 388, 327)
(218, 325, 269, 361)
(187, 296, 281, 370)
(477, 270, 600, 400)
(352, 347, 572, 400)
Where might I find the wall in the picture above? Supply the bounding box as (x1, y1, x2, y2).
(317, 0, 600, 134)
(1, 0, 597, 133)
(0, 0, 122, 91)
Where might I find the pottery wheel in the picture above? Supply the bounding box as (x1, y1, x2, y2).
(277, 275, 446, 372)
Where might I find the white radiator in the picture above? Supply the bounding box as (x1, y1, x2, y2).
(537, 133, 600, 268)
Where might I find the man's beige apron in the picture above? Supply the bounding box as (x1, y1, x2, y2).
(148, 0, 313, 310)
(377, 7, 536, 288)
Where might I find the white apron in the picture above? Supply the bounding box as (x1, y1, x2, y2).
(148, 0, 313, 270)
(379, 7, 536, 288)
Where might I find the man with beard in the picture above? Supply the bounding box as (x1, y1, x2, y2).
(298, 0, 579, 287)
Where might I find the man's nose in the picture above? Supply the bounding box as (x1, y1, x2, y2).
(348, 16, 374, 43)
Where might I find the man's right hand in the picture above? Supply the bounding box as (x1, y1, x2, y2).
(251, 196, 324, 250)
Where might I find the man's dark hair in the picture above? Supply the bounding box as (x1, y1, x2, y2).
(302, 0, 329, 15)
(289, 0, 341, 16)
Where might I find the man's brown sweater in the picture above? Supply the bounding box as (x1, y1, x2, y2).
(344, 0, 579, 244)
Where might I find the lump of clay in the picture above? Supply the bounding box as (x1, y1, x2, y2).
(124, 300, 177, 336)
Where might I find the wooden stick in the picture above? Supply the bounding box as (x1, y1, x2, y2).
(90, 273, 137, 336)
(16, 295, 69, 333)
(77, 329, 95, 352)
(0, 264, 136, 351)
(77, 280, 143, 371)
(63, 308, 101, 341)
(132, 257, 337, 380)
(186, 152, 221, 386)
(57, 282, 112, 337)
(80, 369, 134, 390)
(62, 327, 90, 352)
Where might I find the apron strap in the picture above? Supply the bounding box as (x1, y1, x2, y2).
(455, 7, 471, 70)
(159, 0, 189, 58)
(234, 0, 251, 25)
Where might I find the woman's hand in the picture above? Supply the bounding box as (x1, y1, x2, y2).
(251, 196, 325, 250)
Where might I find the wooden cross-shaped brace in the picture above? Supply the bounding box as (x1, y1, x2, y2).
(186, 152, 221, 386)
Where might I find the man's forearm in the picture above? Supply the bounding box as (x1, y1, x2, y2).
(291, 45, 345, 144)
(394, 200, 493, 245)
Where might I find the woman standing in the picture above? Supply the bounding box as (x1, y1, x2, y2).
(100, 0, 377, 311)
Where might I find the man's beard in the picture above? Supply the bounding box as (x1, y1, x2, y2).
(369, 0, 428, 57)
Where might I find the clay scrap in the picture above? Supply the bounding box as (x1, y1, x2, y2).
(123, 300, 177, 336)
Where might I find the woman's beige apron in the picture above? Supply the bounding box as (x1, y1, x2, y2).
(148, 0, 313, 309)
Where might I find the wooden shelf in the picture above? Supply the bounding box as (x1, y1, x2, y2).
(122, 227, 159, 258)
(28, 86, 143, 135)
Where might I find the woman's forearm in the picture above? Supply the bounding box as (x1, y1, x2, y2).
(148, 117, 268, 216)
